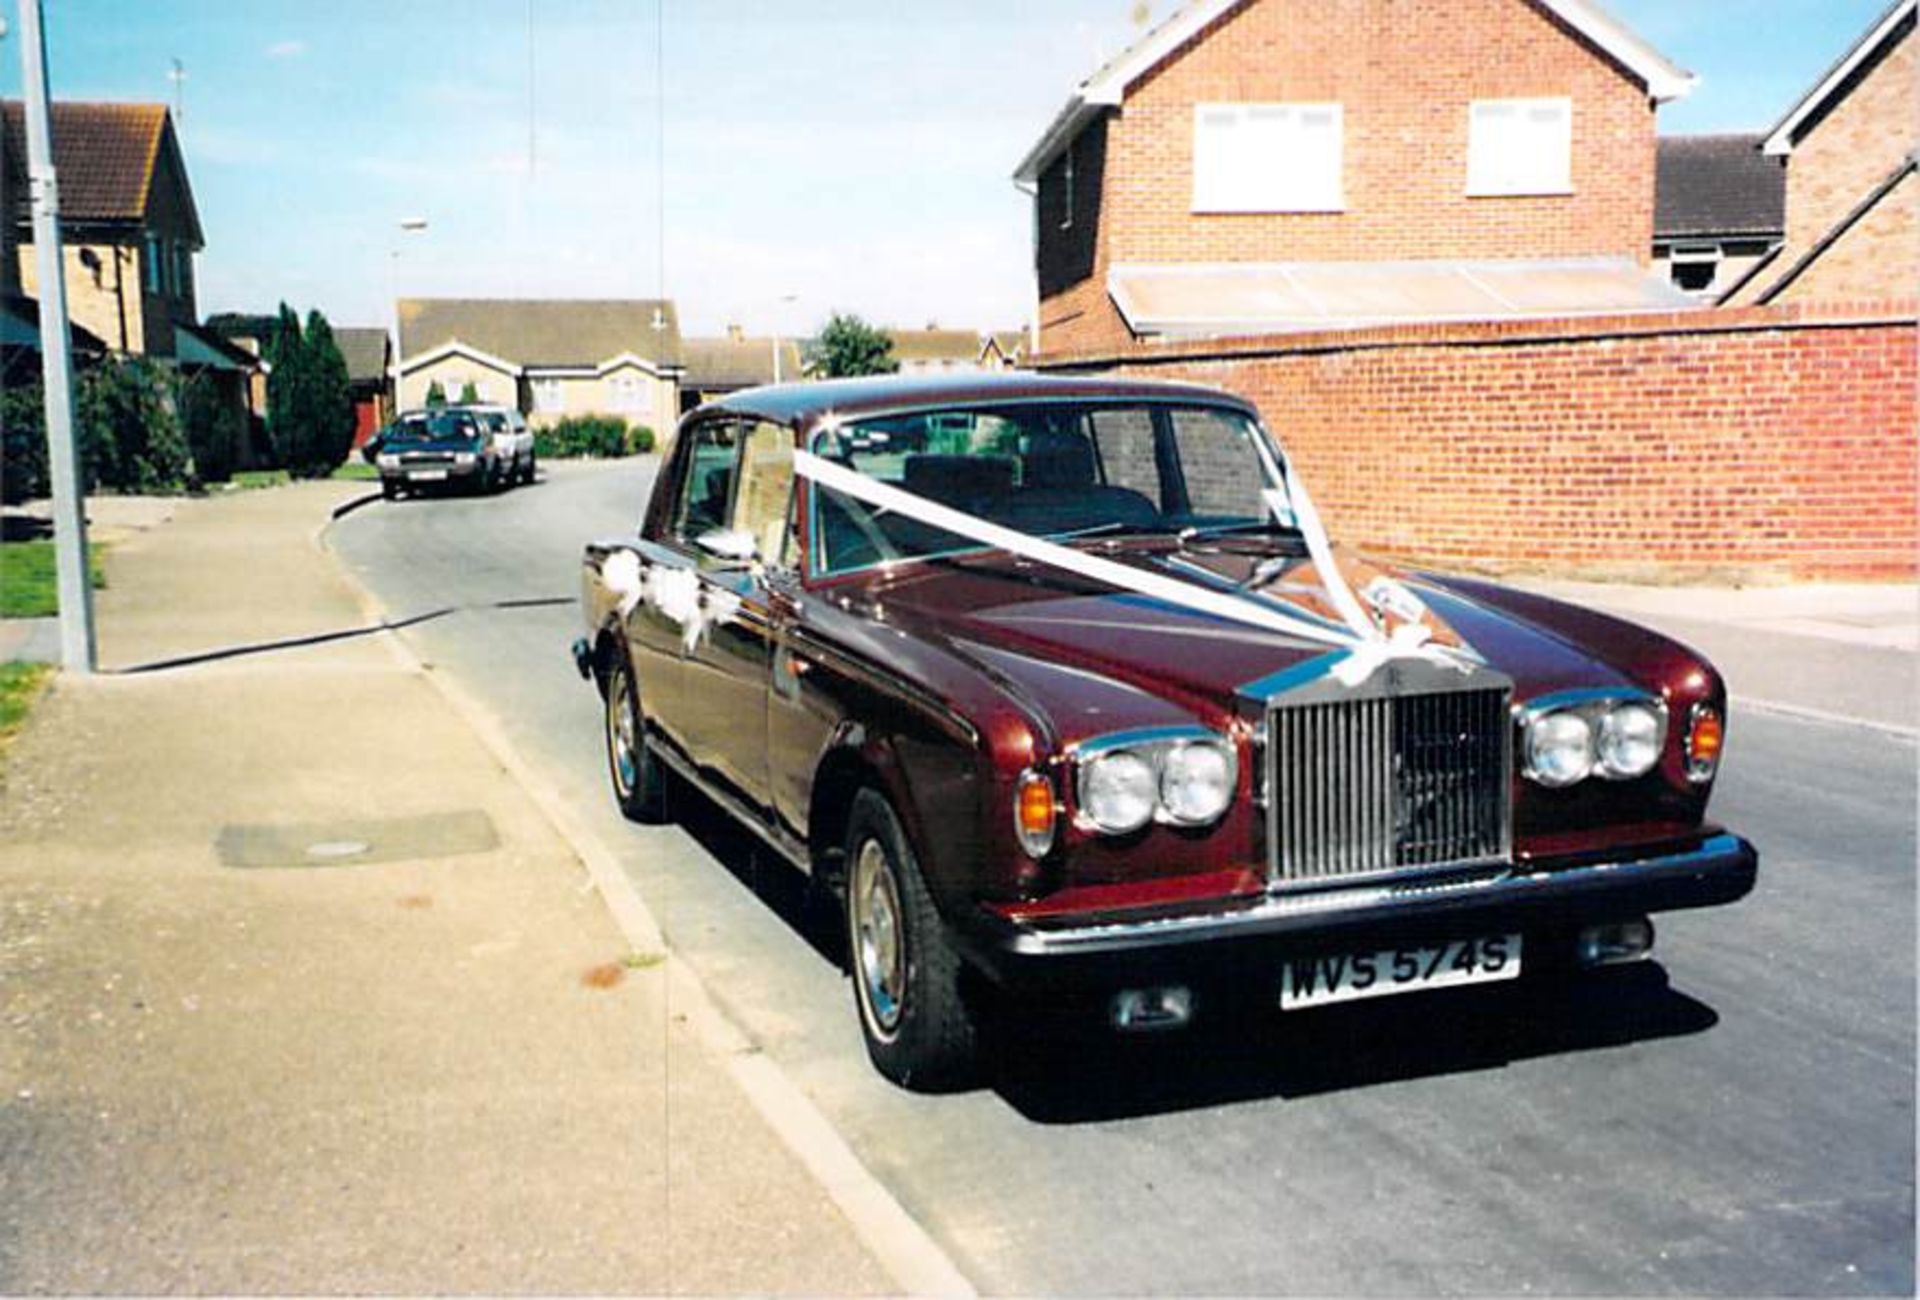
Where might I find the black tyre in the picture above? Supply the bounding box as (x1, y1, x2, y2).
(604, 648, 668, 823)
(844, 788, 978, 1090)
(523, 452, 537, 485)
(381, 479, 402, 501)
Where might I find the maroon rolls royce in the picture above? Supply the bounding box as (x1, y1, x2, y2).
(572, 373, 1755, 1089)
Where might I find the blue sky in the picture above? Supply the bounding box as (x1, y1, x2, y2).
(0, 0, 1893, 338)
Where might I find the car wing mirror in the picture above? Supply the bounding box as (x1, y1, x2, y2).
(694, 527, 759, 567)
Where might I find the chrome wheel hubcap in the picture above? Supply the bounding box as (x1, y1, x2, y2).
(852, 839, 905, 1037)
(608, 668, 637, 796)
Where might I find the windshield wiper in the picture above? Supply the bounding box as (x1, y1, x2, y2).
(1177, 519, 1302, 542)
(1052, 521, 1177, 541)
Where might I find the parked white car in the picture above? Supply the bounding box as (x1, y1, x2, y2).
(471, 404, 536, 487)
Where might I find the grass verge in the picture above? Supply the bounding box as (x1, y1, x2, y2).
(330, 462, 379, 482)
(0, 541, 107, 619)
(0, 661, 52, 759)
(227, 469, 292, 491)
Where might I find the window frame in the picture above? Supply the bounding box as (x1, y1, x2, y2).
(1465, 96, 1574, 198)
(1191, 101, 1345, 215)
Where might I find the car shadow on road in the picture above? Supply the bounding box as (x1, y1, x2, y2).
(984, 964, 1719, 1123)
(659, 781, 1722, 1122)
(670, 780, 848, 969)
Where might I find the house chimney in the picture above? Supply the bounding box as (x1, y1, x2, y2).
(726, 322, 744, 342)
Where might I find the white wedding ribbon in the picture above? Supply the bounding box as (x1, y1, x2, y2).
(794, 449, 1476, 688)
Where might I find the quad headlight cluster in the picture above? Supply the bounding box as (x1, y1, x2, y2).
(1074, 730, 1238, 835)
(1520, 694, 1668, 788)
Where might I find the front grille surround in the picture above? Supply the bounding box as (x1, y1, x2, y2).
(1261, 659, 1513, 892)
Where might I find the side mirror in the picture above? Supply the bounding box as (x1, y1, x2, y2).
(694, 527, 758, 566)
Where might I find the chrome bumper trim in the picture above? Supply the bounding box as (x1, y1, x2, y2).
(1001, 833, 1754, 956)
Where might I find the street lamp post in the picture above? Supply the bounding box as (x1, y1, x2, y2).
(17, 0, 94, 672)
(388, 217, 428, 419)
(771, 292, 799, 384)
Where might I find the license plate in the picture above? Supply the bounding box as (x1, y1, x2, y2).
(1280, 933, 1521, 1010)
(408, 469, 448, 481)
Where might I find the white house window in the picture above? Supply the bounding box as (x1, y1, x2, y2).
(1467, 98, 1573, 197)
(533, 378, 564, 413)
(1192, 102, 1344, 214)
(610, 372, 644, 413)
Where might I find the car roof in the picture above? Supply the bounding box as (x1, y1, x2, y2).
(691, 370, 1257, 431)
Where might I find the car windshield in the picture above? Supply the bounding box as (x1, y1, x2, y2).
(809, 401, 1294, 576)
(390, 411, 480, 441)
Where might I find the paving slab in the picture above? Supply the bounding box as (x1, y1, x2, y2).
(0, 483, 892, 1294)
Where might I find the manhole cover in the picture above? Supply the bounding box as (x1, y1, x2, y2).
(215, 810, 499, 869)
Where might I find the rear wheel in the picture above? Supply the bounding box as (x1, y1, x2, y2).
(845, 789, 978, 1090)
(604, 649, 668, 823)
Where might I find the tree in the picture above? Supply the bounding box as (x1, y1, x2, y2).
(807, 313, 897, 378)
(302, 310, 358, 476)
(264, 302, 306, 471)
(177, 371, 245, 484)
(262, 304, 358, 478)
(2, 377, 48, 504)
(76, 357, 190, 493)
(425, 380, 447, 407)
(458, 380, 479, 404)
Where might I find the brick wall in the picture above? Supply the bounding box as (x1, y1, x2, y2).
(1775, 171, 1917, 305)
(1036, 0, 1662, 353)
(1039, 301, 1919, 581)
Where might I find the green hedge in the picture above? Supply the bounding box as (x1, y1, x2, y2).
(533, 415, 655, 459)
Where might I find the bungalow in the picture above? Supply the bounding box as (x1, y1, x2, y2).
(396, 298, 683, 436)
(886, 327, 987, 374)
(680, 326, 804, 413)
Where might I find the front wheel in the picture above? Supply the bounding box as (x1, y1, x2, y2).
(844, 789, 978, 1090)
(604, 649, 668, 823)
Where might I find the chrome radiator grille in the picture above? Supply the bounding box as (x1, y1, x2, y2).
(1267, 687, 1510, 886)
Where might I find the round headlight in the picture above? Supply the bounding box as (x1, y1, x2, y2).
(1080, 750, 1156, 834)
(1526, 710, 1594, 788)
(1596, 703, 1664, 779)
(1159, 741, 1235, 825)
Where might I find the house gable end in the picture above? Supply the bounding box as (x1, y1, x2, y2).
(399, 338, 523, 378)
(1763, 0, 1916, 156)
(144, 115, 204, 247)
(1013, 0, 1692, 184)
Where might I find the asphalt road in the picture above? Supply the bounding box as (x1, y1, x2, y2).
(331, 459, 1916, 1297)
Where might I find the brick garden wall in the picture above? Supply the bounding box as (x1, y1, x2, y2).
(1039, 301, 1919, 581)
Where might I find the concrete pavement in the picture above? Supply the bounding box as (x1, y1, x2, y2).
(0, 483, 895, 1294)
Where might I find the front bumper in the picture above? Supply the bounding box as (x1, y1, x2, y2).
(384, 459, 484, 485)
(952, 832, 1756, 994)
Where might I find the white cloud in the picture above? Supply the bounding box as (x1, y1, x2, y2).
(265, 40, 307, 60)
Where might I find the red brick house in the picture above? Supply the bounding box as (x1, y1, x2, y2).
(1014, 0, 1701, 351)
(1723, 0, 1916, 306)
(2, 101, 203, 360)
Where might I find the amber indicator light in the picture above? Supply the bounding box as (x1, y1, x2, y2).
(1017, 775, 1057, 840)
(1687, 707, 1724, 780)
